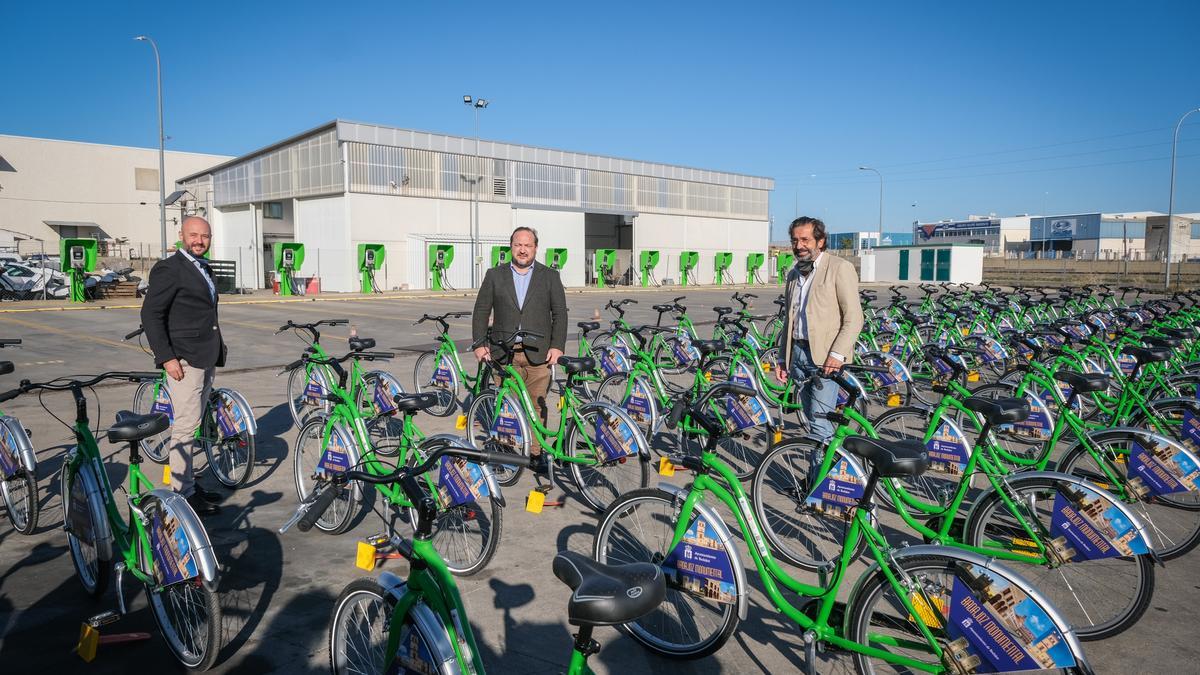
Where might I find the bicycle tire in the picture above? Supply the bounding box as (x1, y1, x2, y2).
(287, 363, 333, 429)
(62, 462, 111, 598)
(1056, 431, 1200, 560)
(132, 379, 172, 463)
(962, 475, 1154, 641)
(564, 406, 650, 512)
(2, 469, 38, 534)
(293, 417, 361, 534)
(593, 488, 739, 659)
(409, 438, 503, 577)
(465, 391, 530, 488)
(141, 497, 222, 670)
(329, 578, 395, 675)
(202, 390, 255, 488)
(413, 350, 458, 417)
(751, 439, 870, 571)
(358, 370, 407, 457)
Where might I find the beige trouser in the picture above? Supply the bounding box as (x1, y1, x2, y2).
(167, 359, 215, 497)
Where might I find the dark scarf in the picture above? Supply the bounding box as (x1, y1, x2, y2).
(795, 257, 815, 277)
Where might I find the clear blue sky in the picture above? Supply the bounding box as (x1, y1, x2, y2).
(4, 0, 1198, 241)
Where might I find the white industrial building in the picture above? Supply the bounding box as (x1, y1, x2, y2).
(177, 120, 774, 292)
(0, 134, 232, 258)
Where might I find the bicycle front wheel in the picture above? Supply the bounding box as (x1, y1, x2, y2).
(593, 488, 739, 659)
(329, 578, 394, 675)
(141, 501, 222, 670)
(63, 462, 111, 598)
(963, 476, 1154, 641)
(293, 417, 361, 534)
(564, 407, 649, 512)
(413, 350, 459, 417)
(202, 390, 255, 488)
(465, 391, 531, 488)
(2, 469, 38, 534)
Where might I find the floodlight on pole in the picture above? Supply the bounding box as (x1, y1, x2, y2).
(463, 94, 490, 287)
(134, 35, 167, 259)
(1165, 107, 1200, 289)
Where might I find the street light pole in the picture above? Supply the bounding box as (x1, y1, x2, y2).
(135, 35, 167, 259)
(1165, 107, 1200, 289)
(463, 95, 489, 288)
(859, 166, 883, 249)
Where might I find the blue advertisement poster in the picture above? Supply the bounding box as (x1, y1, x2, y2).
(150, 507, 200, 586)
(386, 619, 440, 675)
(1130, 440, 1200, 496)
(924, 419, 971, 476)
(672, 331, 700, 366)
(0, 423, 19, 478)
(803, 455, 866, 521)
(316, 426, 353, 478)
(661, 513, 737, 605)
(941, 565, 1076, 672)
(431, 355, 455, 389)
(1001, 392, 1054, 442)
(214, 394, 248, 437)
(620, 377, 655, 428)
(372, 375, 405, 416)
(723, 364, 770, 431)
(436, 456, 491, 508)
(1039, 386, 1080, 414)
(491, 397, 525, 450)
(1182, 408, 1200, 453)
(599, 347, 631, 376)
(978, 336, 1008, 364)
(304, 369, 328, 405)
(1049, 484, 1149, 562)
(151, 388, 174, 422)
(594, 409, 641, 461)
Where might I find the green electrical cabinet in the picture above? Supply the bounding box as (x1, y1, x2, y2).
(358, 243, 386, 293)
(898, 249, 909, 281)
(545, 248, 568, 270)
(775, 252, 795, 285)
(490, 245, 512, 267)
(594, 249, 617, 288)
(713, 252, 733, 285)
(272, 242, 305, 296)
(679, 251, 699, 286)
(746, 252, 765, 284)
(639, 250, 660, 286)
(428, 244, 454, 291)
(60, 238, 98, 303)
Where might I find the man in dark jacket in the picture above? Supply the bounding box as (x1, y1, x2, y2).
(472, 226, 567, 474)
(140, 216, 227, 515)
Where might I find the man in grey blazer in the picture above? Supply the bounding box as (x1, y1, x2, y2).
(472, 227, 568, 473)
(773, 216, 864, 441)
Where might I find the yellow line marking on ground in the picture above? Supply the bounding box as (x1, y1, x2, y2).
(220, 317, 351, 343)
(0, 315, 144, 351)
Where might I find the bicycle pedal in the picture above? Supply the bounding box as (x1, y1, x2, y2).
(86, 610, 121, 628)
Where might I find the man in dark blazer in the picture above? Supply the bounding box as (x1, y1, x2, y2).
(472, 226, 567, 474)
(140, 216, 227, 515)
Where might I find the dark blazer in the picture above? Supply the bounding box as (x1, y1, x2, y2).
(472, 261, 567, 365)
(140, 251, 227, 369)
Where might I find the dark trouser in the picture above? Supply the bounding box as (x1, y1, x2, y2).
(789, 340, 838, 442)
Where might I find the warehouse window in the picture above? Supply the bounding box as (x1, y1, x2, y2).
(263, 201, 283, 219)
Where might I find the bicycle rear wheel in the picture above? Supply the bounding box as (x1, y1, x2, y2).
(2, 469, 38, 534)
(593, 488, 739, 659)
(564, 406, 649, 512)
(132, 379, 172, 463)
(409, 438, 504, 577)
(287, 364, 333, 429)
(413, 350, 459, 417)
(63, 461, 111, 598)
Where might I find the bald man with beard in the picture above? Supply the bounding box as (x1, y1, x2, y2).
(140, 216, 227, 516)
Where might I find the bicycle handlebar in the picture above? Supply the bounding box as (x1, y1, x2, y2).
(0, 338, 22, 347)
(0, 371, 161, 403)
(124, 327, 144, 340)
(274, 319, 349, 337)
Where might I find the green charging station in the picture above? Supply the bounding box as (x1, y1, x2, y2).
(713, 252, 733, 285)
(490, 245, 512, 267)
(545, 248, 568, 270)
(60, 238, 97, 303)
(775, 252, 795, 285)
(358, 243, 386, 293)
(639, 250, 660, 287)
(679, 251, 699, 286)
(746, 252, 765, 284)
(428, 244, 454, 291)
(594, 249, 616, 288)
(273, 242, 305, 296)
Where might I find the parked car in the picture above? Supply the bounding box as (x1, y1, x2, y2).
(25, 253, 61, 271)
(0, 262, 72, 299)
(0, 252, 24, 265)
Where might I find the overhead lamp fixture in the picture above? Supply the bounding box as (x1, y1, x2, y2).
(463, 95, 473, 105)
(475, 98, 488, 109)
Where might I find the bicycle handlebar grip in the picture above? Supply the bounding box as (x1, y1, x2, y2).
(0, 388, 21, 403)
(665, 398, 689, 430)
(128, 371, 165, 381)
(0, 338, 21, 346)
(283, 359, 304, 371)
(325, 319, 349, 326)
(707, 382, 756, 399)
(298, 486, 343, 532)
(123, 328, 144, 340)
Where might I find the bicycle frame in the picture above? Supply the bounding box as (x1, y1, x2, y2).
(489, 364, 608, 465)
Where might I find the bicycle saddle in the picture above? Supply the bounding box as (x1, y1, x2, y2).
(557, 356, 596, 375)
(0, 361, 12, 376)
(110, 410, 170, 443)
(713, 307, 733, 316)
(349, 337, 376, 351)
(1160, 327, 1196, 340)
(962, 396, 1030, 425)
(652, 304, 674, 312)
(391, 392, 439, 413)
(576, 321, 601, 333)
(842, 436, 929, 478)
(1054, 371, 1110, 394)
(1144, 335, 1183, 350)
(1121, 345, 1172, 364)
(694, 340, 724, 356)
(552, 550, 665, 627)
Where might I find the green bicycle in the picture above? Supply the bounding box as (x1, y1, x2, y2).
(283, 444, 666, 675)
(0, 341, 40, 535)
(290, 346, 504, 576)
(465, 329, 651, 512)
(412, 311, 493, 417)
(593, 379, 1094, 673)
(0, 371, 223, 669)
